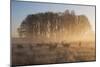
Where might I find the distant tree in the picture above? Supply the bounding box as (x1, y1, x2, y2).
(18, 9, 91, 40)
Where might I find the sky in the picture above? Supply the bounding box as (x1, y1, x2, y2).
(11, 0, 95, 37)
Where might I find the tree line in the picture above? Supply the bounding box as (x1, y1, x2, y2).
(17, 10, 91, 39)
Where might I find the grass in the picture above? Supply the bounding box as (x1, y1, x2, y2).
(11, 40, 96, 66)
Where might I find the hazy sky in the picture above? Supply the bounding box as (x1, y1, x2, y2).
(11, 0, 95, 37)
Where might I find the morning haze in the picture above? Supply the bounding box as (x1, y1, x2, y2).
(11, 1, 96, 66)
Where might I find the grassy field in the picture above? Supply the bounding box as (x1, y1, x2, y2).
(11, 38, 96, 66)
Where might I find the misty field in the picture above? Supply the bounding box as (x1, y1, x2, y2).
(11, 38, 95, 66)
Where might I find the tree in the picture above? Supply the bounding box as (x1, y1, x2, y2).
(17, 9, 91, 42)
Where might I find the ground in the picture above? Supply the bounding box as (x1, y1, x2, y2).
(11, 38, 96, 66)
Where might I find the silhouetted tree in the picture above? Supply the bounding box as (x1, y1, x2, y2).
(18, 10, 91, 40)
